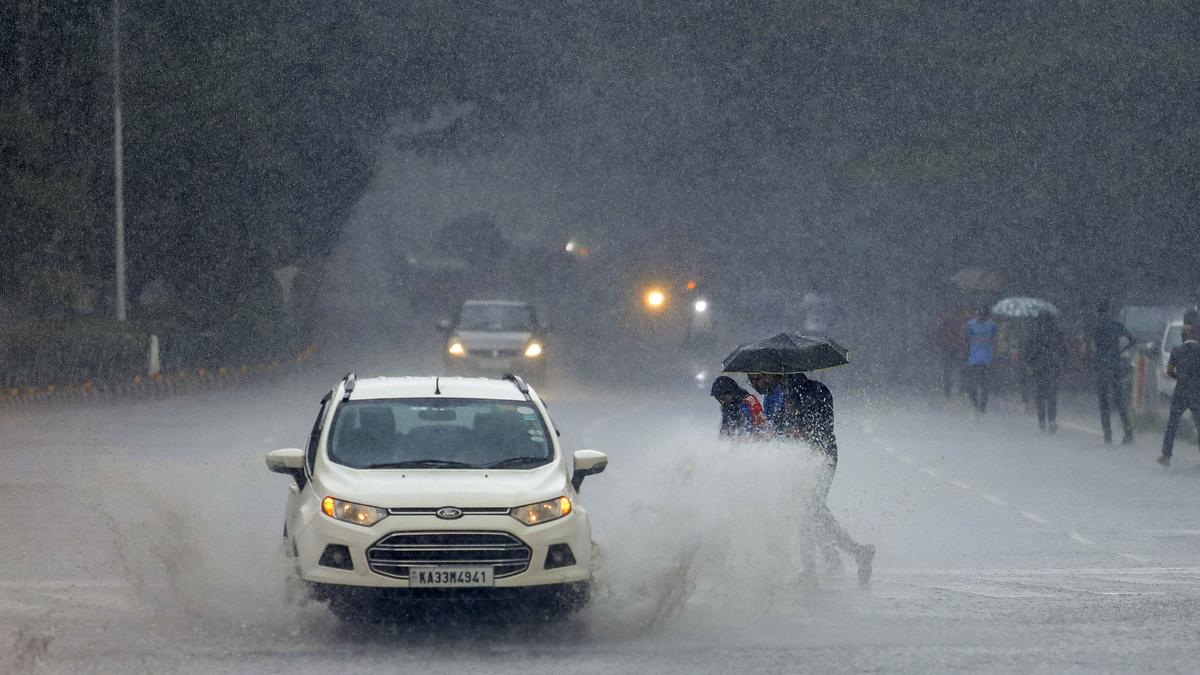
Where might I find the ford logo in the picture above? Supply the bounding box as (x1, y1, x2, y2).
(436, 507, 463, 520)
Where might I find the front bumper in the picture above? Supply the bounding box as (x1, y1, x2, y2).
(293, 503, 592, 590)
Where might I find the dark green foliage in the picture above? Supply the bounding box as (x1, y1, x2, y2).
(1, 1, 1197, 337)
(0, 319, 145, 387)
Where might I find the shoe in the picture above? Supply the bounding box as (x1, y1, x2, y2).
(1122, 432, 1135, 445)
(1157, 455, 1171, 467)
(855, 544, 875, 587)
(1048, 422, 1058, 433)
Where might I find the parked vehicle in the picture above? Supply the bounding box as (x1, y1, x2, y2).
(1157, 320, 1185, 399)
(1119, 305, 1189, 349)
(265, 373, 607, 621)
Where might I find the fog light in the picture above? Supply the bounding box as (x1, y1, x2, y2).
(318, 544, 354, 570)
(544, 543, 576, 570)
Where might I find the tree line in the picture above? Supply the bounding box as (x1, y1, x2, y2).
(2, 1, 1196, 336)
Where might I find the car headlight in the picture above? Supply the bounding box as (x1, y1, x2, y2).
(524, 341, 543, 358)
(448, 341, 466, 356)
(322, 496, 387, 527)
(693, 299, 708, 314)
(509, 496, 571, 526)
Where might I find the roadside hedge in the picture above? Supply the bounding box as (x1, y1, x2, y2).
(0, 319, 147, 388)
(1, 310, 309, 389)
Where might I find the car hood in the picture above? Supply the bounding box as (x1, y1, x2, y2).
(316, 460, 568, 509)
(452, 330, 533, 350)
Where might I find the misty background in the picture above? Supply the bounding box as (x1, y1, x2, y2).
(3, 1, 1198, 386)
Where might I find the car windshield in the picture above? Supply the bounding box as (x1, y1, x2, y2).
(457, 303, 536, 332)
(327, 398, 552, 470)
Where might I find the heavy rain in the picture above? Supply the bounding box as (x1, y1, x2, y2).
(3, 3, 1200, 673)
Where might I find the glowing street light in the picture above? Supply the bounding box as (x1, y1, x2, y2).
(645, 289, 666, 310)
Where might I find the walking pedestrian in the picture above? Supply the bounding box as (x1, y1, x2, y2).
(1158, 324, 1200, 466)
(965, 307, 997, 415)
(709, 376, 766, 438)
(1093, 302, 1135, 444)
(748, 372, 875, 585)
(935, 309, 966, 398)
(1024, 316, 1067, 432)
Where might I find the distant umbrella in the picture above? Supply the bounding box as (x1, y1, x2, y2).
(721, 333, 849, 374)
(949, 266, 1003, 291)
(991, 297, 1059, 318)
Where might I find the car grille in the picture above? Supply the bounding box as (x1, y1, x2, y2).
(469, 349, 520, 358)
(366, 531, 532, 580)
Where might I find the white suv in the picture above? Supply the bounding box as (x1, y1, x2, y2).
(265, 374, 607, 621)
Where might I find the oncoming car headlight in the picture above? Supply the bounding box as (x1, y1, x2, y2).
(447, 341, 466, 356)
(509, 496, 572, 526)
(322, 496, 387, 527)
(524, 342, 543, 358)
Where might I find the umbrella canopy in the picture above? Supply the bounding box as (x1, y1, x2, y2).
(949, 266, 1003, 291)
(721, 333, 850, 374)
(991, 296, 1059, 318)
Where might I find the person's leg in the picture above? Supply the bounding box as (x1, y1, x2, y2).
(942, 353, 954, 398)
(1114, 370, 1134, 441)
(1047, 376, 1059, 431)
(812, 461, 856, 553)
(979, 366, 990, 413)
(967, 365, 979, 409)
(1097, 373, 1113, 442)
(1161, 395, 1186, 460)
(1034, 376, 1048, 428)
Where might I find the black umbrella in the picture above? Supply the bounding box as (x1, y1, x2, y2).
(721, 333, 850, 374)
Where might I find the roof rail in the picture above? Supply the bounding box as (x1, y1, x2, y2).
(502, 373, 532, 401)
(341, 372, 356, 401)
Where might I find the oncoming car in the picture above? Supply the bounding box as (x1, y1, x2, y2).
(265, 374, 608, 621)
(439, 300, 548, 380)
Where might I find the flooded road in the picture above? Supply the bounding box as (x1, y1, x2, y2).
(3, 365, 1200, 674)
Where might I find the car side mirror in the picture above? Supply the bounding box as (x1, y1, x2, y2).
(436, 319, 453, 332)
(571, 449, 607, 491)
(266, 448, 306, 487)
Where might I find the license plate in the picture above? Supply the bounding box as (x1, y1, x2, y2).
(409, 567, 494, 588)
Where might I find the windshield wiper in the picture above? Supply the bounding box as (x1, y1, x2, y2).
(483, 456, 550, 469)
(363, 459, 478, 469)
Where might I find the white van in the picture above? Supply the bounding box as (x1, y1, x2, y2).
(1157, 321, 1185, 399)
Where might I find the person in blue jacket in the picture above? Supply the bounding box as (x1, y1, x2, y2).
(965, 307, 998, 415)
(748, 371, 875, 585)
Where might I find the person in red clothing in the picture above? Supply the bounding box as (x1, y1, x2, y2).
(934, 309, 968, 398)
(710, 376, 766, 437)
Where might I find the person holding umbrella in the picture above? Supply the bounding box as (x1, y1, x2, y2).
(726, 334, 875, 585)
(1023, 315, 1068, 432)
